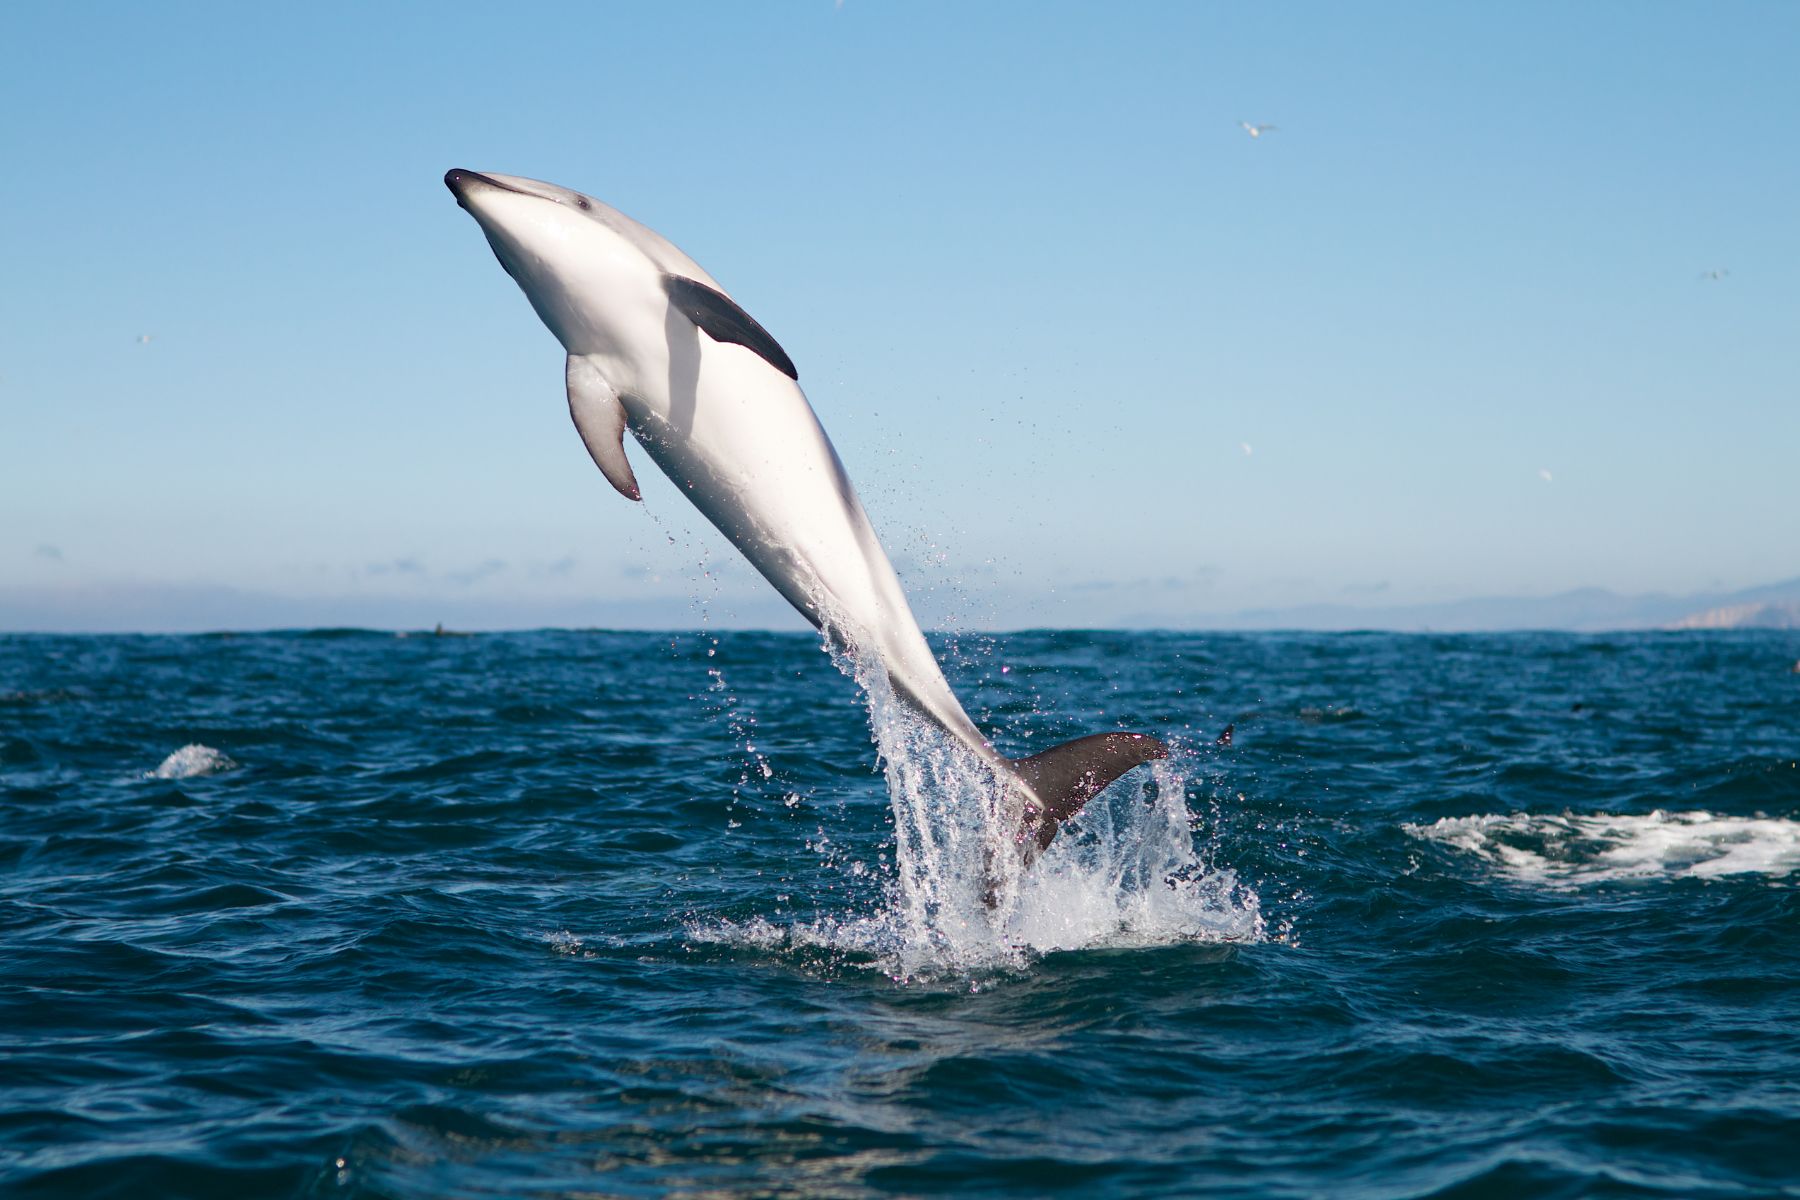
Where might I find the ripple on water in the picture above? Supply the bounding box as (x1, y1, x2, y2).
(2, 629, 1798, 1198)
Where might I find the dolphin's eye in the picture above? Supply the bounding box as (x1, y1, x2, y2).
(574, 195, 591, 211)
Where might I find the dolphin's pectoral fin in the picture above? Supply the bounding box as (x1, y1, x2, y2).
(1008, 732, 1169, 858)
(566, 356, 641, 501)
(662, 274, 799, 381)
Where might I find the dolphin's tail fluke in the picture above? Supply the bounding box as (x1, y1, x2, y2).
(1006, 732, 1168, 862)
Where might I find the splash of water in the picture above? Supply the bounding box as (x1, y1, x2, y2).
(640, 501, 1265, 975)
(149, 744, 238, 779)
(691, 611, 1265, 979)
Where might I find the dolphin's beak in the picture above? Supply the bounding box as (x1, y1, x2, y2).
(445, 169, 541, 208)
(445, 168, 488, 206)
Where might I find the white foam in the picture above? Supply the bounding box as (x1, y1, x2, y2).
(1404, 810, 1800, 886)
(149, 744, 238, 779)
(691, 615, 1264, 980)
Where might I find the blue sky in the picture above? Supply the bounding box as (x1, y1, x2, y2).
(3, 2, 1796, 630)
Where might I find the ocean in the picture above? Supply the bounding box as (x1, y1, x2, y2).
(2, 629, 1796, 1198)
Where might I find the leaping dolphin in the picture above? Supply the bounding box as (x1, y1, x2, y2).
(444, 169, 1165, 863)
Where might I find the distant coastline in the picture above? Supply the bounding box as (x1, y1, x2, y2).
(2, 576, 1797, 635)
(1665, 601, 1800, 631)
(1160, 577, 1800, 634)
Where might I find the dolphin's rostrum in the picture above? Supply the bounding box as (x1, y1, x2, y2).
(444, 168, 1165, 870)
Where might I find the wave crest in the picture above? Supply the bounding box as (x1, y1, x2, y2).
(1404, 810, 1800, 886)
(149, 744, 239, 779)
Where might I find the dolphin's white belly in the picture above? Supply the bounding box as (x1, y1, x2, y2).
(446, 167, 1172, 872)
(621, 340, 995, 762)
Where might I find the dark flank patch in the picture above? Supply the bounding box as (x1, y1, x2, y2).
(663, 274, 799, 380)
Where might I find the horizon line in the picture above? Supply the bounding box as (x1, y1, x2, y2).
(0, 623, 1783, 638)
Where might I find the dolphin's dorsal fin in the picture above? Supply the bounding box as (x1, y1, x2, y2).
(1008, 732, 1168, 855)
(566, 356, 641, 501)
(663, 274, 799, 381)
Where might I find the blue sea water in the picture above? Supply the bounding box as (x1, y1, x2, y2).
(2, 629, 1797, 1198)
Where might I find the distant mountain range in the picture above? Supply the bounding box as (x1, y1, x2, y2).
(1174, 576, 1800, 633)
(3, 576, 1798, 634)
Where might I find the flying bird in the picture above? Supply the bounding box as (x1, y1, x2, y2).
(1699, 269, 1729, 282)
(136, 334, 154, 345)
(1239, 121, 1278, 139)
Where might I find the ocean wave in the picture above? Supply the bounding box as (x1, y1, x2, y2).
(148, 744, 239, 779)
(8, 629, 1799, 1197)
(1403, 810, 1800, 885)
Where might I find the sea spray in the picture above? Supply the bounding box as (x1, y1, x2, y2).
(149, 743, 238, 779)
(645, 528, 1267, 974)
(815, 612, 1264, 976)
(1013, 758, 1265, 952)
(1405, 810, 1800, 886)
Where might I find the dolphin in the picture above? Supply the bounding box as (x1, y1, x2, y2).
(444, 169, 1165, 862)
